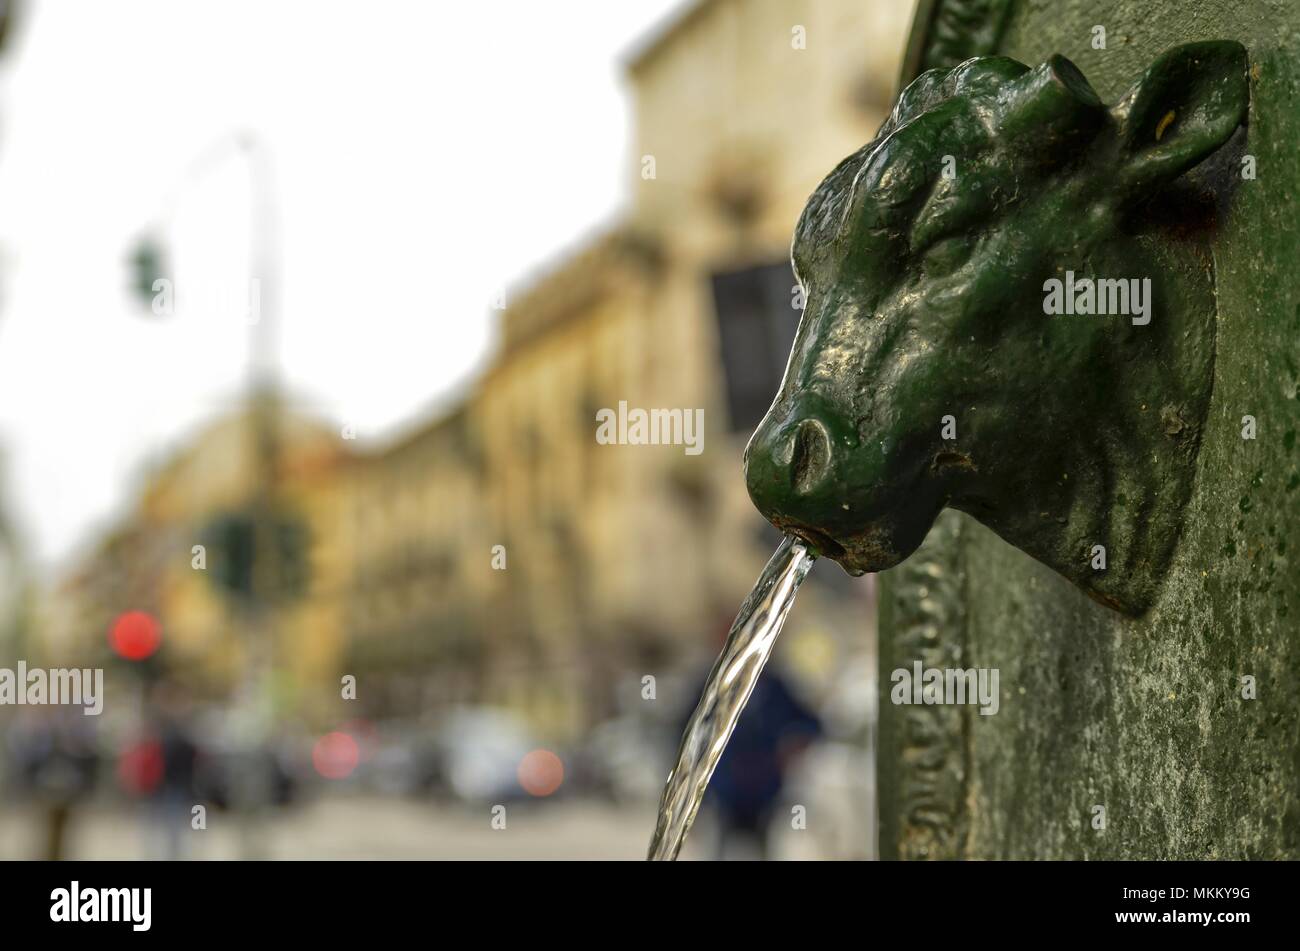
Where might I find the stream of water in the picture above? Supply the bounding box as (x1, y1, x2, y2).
(647, 534, 815, 861)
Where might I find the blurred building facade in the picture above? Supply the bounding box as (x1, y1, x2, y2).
(454, 0, 912, 739)
(35, 402, 352, 723)
(40, 0, 911, 744)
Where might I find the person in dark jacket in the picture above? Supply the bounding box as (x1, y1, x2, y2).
(681, 655, 822, 860)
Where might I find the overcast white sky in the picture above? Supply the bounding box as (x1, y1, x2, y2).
(0, 0, 683, 570)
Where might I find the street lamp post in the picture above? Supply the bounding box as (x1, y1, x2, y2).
(129, 131, 285, 858)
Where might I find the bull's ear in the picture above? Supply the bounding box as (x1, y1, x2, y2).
(1110, 41, 1248, 196)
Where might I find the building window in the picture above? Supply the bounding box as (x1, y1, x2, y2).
(709, 261, 801, 433)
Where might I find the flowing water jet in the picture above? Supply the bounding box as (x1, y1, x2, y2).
(647, 535, 815, 861)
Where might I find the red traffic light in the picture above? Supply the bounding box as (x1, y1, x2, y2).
(109, 610, 161, 661)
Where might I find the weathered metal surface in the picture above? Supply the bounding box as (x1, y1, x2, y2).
(748, 0, 1300, 858)
(876, 508, 969, 860)
(746, 42, 1246, 616)
(899, 0, 1014, 83)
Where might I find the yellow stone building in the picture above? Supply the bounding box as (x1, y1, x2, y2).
(430, 0, 914, 739)
(343, 404, 494, 718)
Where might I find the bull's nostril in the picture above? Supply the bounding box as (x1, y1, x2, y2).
(790, 419, 831, 494)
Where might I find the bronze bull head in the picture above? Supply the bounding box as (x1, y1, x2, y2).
(745, 42, 1249, 615)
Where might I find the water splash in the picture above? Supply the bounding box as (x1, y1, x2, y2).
(647, 535, 815, 861)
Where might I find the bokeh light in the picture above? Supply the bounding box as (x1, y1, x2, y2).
(108, 610, 161, 660)
(313, 731, 360, 779)
(517, 749, 564, 797)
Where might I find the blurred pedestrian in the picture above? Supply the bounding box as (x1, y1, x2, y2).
(681, 622, 822, 860)
(122, 679, 199, 860)
(10, 707, 98, 859)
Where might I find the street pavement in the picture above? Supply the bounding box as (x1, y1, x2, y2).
(0, 794, 683, 861)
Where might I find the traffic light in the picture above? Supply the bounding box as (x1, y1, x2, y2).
(129, 236, 168, 312)
(207, 512, 257, 599)
(204, 510, 310, 604)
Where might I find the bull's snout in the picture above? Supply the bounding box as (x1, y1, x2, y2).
(745, 408, 851, 560)
(745, 402, 943, 576)
(746, 416, 834, 501)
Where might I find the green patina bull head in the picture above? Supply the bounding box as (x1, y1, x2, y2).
(745, 41, 1249, 616)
